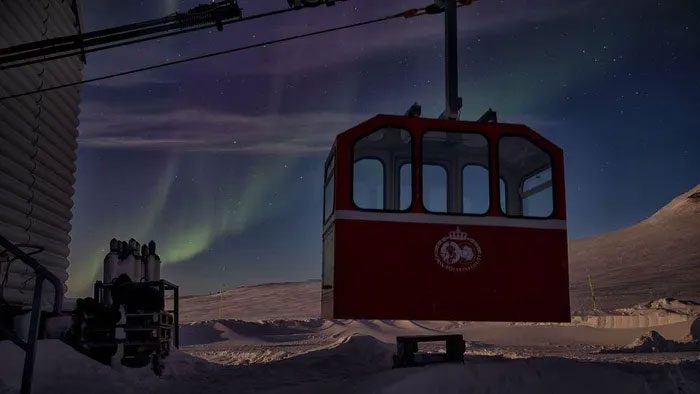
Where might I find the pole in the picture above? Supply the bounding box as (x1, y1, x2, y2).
(21, 277, 44, 394)
(443, 0, 461, 119)
(587, 274, 598, 311)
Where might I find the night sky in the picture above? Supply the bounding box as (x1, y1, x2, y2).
(66, 0, 699, 296)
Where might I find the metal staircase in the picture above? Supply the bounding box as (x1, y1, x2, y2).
(0, 235, 64, 394)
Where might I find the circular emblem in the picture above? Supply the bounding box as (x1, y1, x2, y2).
(433, 227, 482, 272)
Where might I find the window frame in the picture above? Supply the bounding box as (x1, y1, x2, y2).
(420, 129, 492, 217)
(499, 176, 507, 214)
(497, 134, 556, 220)
(350, 125, 414, 213)
(398, 161, 414, 211)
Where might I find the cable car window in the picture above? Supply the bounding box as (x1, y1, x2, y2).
(522, 168, 553, 217)
(462, 165, 489, 214)
(325, 154, 335, 180)
(499, 136, 553, 218)
(423, 131, 489, 214)
(323, 179, 334, 221)
(399, 163, 412, 210)
(353, 159, 384, 209)
(423, 164, 447, 212)
(323, 154, 335, 222)
(353, 127, 412, 211)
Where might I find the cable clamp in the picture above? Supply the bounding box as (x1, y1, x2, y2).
(288, 0, 346, 10)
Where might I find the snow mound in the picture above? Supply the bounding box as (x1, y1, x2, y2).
(573, 298, 700, 329)
(627, 330, 674, 352)
(601, 330, 700, 353)
(180, 318, 328, 346)
(616, 298, 700, 317)
(180, 318, 457, 348)
(691, 317, 700, 340)
(185, 347, 292, 366)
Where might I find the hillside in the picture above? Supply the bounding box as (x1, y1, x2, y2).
(569, 185, 700, 313)
(175, 186, 700, 321)
(177, 280, 320, 323)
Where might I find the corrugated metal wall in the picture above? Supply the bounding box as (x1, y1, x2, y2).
(0, 0, 83, 308)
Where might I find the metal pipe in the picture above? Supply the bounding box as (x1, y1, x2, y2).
(444, 0, 461, 119)
(174, 285, 180, 348)
(21, 276, 44, 394)
(0, 235, 64, 313)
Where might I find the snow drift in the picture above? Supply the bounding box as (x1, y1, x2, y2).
(3, 335, 699, 394)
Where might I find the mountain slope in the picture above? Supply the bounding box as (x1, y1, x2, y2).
(569, 185, 700, 313)
(177, 280, 320, 323)
(175, 187, 700, 320)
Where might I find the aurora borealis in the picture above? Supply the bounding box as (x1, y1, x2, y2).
(66, 0, 699, 296)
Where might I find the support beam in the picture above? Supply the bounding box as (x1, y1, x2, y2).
(442, 0, 462, 119)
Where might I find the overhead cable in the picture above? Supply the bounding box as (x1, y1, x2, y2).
(0, 1, 477, 102)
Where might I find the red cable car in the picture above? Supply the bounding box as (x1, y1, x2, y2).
(321, 1, 569, 323)
(321, 115, 569, 322)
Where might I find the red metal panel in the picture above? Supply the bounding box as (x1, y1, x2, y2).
(487, 129, 501, 217)
(329, 218, 570, 322)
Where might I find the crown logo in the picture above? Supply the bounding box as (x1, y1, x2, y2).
(448, 227, 468, 241)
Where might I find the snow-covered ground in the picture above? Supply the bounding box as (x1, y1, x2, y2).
(1, 185, 698, 393)
(2, 292, 699, 394)
(1, 320, 699, 393)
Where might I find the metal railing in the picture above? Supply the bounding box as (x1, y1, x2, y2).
(0, 235, 63, 394)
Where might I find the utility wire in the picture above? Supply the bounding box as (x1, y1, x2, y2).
(0, 3, 475, 102)
(0, 1, 239, 55)
(0, 15, 398, 101)
(0, 7, 296, 70)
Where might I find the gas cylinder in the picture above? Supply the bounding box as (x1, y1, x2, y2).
(103, 238, 120, 284)
(123, 238, 139, 281)
(146, 240, 161, 281)
(112, 240, 128, 279)
(113, 239, 133, 281)
(119, 240, 128, 259)
(140, 244, 149, 282)
(132, 239, 142, 281)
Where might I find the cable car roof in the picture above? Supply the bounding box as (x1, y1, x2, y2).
(333, 114, 563, 154)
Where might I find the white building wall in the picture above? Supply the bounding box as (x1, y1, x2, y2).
(0, 0, 83, 308)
